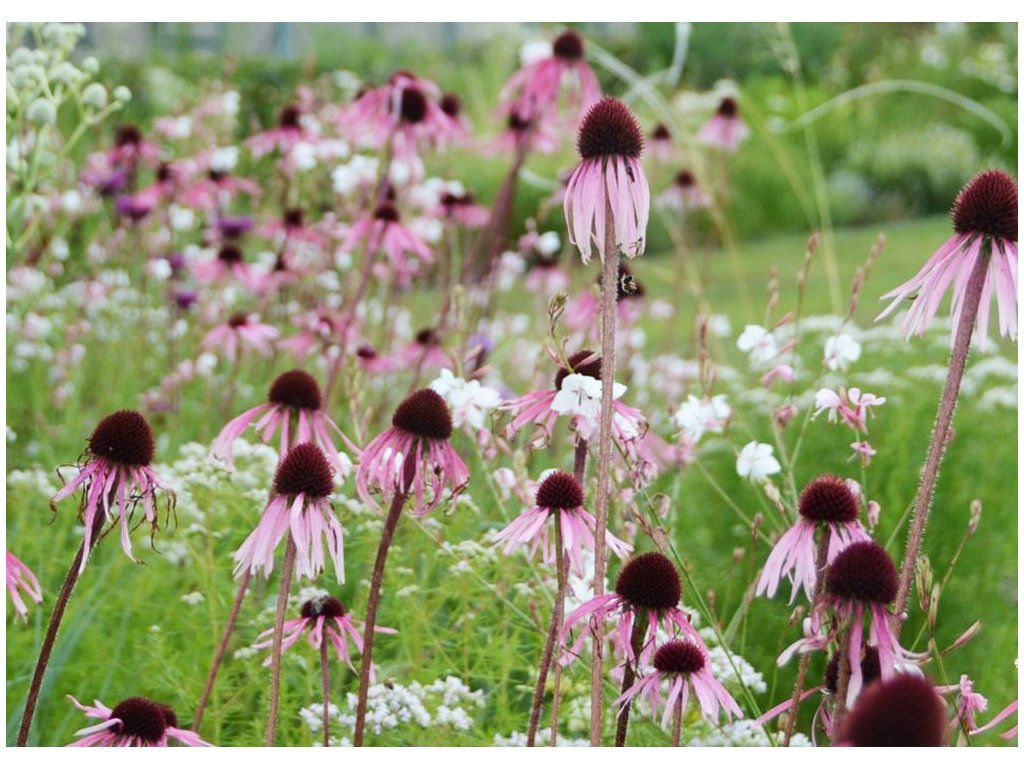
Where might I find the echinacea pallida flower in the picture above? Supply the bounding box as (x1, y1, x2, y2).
(615, 638, 742, 728)
(564, 97, 650, 264)
(51, 410, 174, 573)
(877, 169, 1018, 350)
(834, 674, 947, 747)
(67, 695, 211, 747)
(234, 442, 345, 583)
(356, 388, 469, 515)
(698, 96, 749, 153)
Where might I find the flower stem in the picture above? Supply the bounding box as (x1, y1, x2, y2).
(893, 247, 989, 633)
(265, 537, 297, 746)
(782, 527, 831, 746)
(590, 204, 620, 746)
(672, 690, 684, 747)
(321, 628, 331, 747)
(614, 615, 647, 747)
(193, 569, 252, 731)
(526, 515, 567, 746)
(16, 511, 104, 746)
(353, 457, 415, 747)
(832, 623, 853, 730)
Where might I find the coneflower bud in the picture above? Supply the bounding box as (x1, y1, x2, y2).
(836, 674, 947, 747)
(951, 169, 1018, 242)
(89, 410, 155, 467)
(373, 202, 400, 222)
(577, 97, 644, 160)
(278, 105, 302, 129)
(536, 471, 584, 510)
(798, 476, 860, 524)
(274, 443, 334, 499)
(824, 646, 881, 693)
(268, 370, 322, 411)
(399, 88, 428, 124)
(552, 30, 585, 62)
(300, 595, 347, 619)
(439, 93, 462, 118)
(109, 697, 169, 743)
(716, 97, 738, 118)
(391, 388, 453, 441)
(554, 350, 602, 389)
(825, 541, 898, 605)
(653, 639, 706, 676)
(615, 552, 682, 611)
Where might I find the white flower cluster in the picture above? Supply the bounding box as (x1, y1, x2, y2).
(492, 731, 590, 747)
(687, 719, 811, 747)
(439, 538, 498, 576)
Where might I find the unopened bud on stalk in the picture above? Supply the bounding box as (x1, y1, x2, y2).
(968, 499, 981, 536)
(915, 555, 933, 615)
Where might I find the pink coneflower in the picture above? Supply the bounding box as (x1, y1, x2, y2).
(182, 166, 260, 212)
(401, 327, 450, 371)
(190, 243, 263, 291)
(500, 30, 600, 123)
(488, 108, 560, 155)
(212, 369, 352, 473)
(493, 470, 632, 576)
(234, 442, 345, 583)
(502, 350, 646, 451)
(356, 343, 398, 375)
(877, 170, 1017, 349)
(437, 190, 489, 228)
(341, 201, 433, 278)
(438, 92, 472, 146)
(356, 388, 469, 516)
(6, 550, 43, 621)
(834, 674, 947, 747)
(756, 476, 871, 603)
(246, 104, 311, 158)
(658, 169, 711, 212)
(616, 638, 742, 730)
(566, 263, 647, 331)
(253, 594, 395, 676)
(201, 313, 278, 363)
(564, 98, 650, 264)
(343, 71, 449, 158)
(107, 123, 162, 169)
(648, 123, 673, 162)
(259, 207, 328, 248)
(561, 552, 702, 667)
(821, 541, 923, 705)
(52, 410, 173, 572)
(67, 696, 210, 747)
(698, 96, 749, 153)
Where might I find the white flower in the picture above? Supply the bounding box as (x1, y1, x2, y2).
(550, 374, 627, 441)
(27, 98, 57, 126)
(82, 82, 108, 109)
(520, 39, 553, 66)
(169, 204, 195, 231)
(736, 441, 781, 482)
(823, 333, 861, 371)
(291, 141, 318, 171)
(429, 369, 501, 431)
(113, 85, 132, 103)
(332, 155, 378, 195)
(736, 324, 778, 364)
(672, 394, 731, 443)
(536, 231, 561, 255)
(210, 146, 239, 173)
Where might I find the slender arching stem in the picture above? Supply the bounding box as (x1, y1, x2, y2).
(265, 537, 297, 746)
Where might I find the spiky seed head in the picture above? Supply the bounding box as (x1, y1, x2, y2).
(653, 639, 706, 676)
(825, 541, 898, 605)
(284, 208, 304, 228)
(836, 674, 947, 747)
(399, 88, 428, 124)
(577, 98, 644, 160)
(615, 551, 682, 611)
(278, 104, 301, 129)
(440, 93, 462, 117)
(300, 595, 347, 619)
(952, 169, 1018, 242)
(536, 471, 584, 510)
(373, 202, 401, 222)
(268, 370, 322, 411)
(273, 443, 334, 499)
(89, 410, 155, 467)
(716, 97, 738, 118)
(824, 646, 881, 693)
(798, 476, 860, 524)
(391, 388, 453, 441)
(110, 697, 168, 743)
(217, 244, 243, 264)
(675, 170, 696, 188)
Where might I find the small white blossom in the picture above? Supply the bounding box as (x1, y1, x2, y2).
(736, 441, 781, 482)
(823, 333, 861, 371)
(737, 324, 778, 364)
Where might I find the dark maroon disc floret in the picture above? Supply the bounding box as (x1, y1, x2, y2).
(110, 697, 168, 743)
(440, 93, 462, 117)
(554, 350, 603, 390)
(284, 208, 305, 229)
(798, 476, 860, 524)
(114, 124, 142, 147)
(300, 595, 347, 619)
(825, 541, 898, 605)
(552, 30, 585, 61)
(653, 639, 706, 676)
(89, 410, 155, 467)
(217, 244, 243, 264)
(278, 105, 302, 129)
(273, 443, 334, 499)
(716, 97, 738, 118)
(652, 123, 672, 141)
(536, 471, 585, 510)
(577, 98, 644, 160)
(836, 674, 947, 747)
(268, 370, 322, 411)
(824, 645, 881, 693)
(675, 170, 696, 188)
(391, 388, 453, 441)
(951, 169, 1018, 242)
(615, 552, 682, 611)
(374, 202, 401, 222)
(399, 88, 428, 124)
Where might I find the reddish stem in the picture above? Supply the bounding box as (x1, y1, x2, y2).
(265, 538, 297, 746)
(193, 569, 252, 731)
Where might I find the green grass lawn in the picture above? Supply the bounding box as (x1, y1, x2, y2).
(6, 215, 1017, 746)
